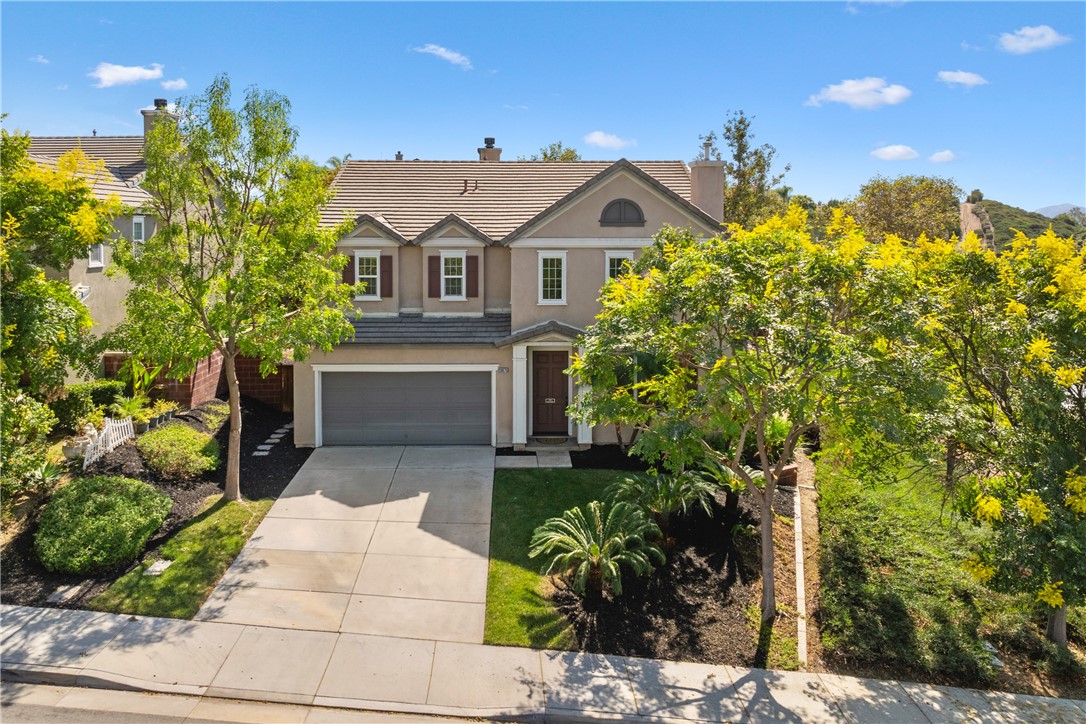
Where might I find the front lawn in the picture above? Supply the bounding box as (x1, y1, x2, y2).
(90, 494, 273, 619)
(486, 468, 617, 649)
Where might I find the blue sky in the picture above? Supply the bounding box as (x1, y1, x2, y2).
(3, 1, 1083, 211)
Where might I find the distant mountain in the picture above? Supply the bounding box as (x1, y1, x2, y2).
(970, 200, 1085, 250)
(1034, 203, 1084, 218)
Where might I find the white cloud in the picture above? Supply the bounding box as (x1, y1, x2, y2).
(871, 144, 918, 161)
(56, 84, 68, 91)
(998, 25, 1071, 54)
(937, 70, 988, 88)
(929, 150, 956, 163)
(161, 78, 188, 91)
(583, 131, 636, 150)
(89, 62, 164, 88)
(960, 40, 984, 52)
(411, 44, 472, 70)
(503, 104, 528, 111)
(29, 54, 49, 64)
(806, 77, 911, 109)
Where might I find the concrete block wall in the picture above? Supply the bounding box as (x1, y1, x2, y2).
(103, 351, 224, 409)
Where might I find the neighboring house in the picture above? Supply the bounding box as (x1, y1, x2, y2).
(294, 139, 725, 448)
(28, 101, 228, 406)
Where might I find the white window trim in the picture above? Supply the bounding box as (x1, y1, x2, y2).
(605, 250, 635, 283)
(538, 250, 567, 305)
(440, 250, 467, 301)
(354, 249, 381, 301)
(88, 244, 105, 269)
(132, 215, 145, 244)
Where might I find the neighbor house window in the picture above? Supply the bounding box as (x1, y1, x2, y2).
(88, 244, 105, 268)
(441, 250, 466, 300)
(132, 215, 145, 256)
(538, 251, 566, 304)
(605, 250, 634, 281)
(354, 250, 380, 299)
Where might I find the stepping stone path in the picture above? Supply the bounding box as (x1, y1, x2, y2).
(252, 422, 293, 457)
(45, 583, 86, 604)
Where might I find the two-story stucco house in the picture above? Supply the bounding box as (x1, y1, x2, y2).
(294, 139, 725, 449)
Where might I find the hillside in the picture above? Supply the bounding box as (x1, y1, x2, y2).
(969, 199, 1084, 250)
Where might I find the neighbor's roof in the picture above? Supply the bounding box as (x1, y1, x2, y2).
(29, 136, 147, 183)
(26, 147, 151, 207)
(322, 160, 695, 243)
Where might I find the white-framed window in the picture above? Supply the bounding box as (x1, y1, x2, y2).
(354, 250, 381, 300)
(132, 215, 145, 256)
(88, 244, 105, 268)
(441, 250, 466, 301)
(605, 250, 635, 282)
(538, 251, 567, 305)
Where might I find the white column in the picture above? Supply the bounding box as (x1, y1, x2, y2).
(512, 345, 528, 445)
(575, 346, 592, 445)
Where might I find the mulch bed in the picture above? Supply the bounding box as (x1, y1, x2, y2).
(0, 396, 309, 610)
(571, 444, 651, 471)
(551, 486, 797, 666)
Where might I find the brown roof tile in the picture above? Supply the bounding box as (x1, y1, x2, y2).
(26, 149, 151, 207)
(29, 136, 147, 183)
(323, 160, 693, 242)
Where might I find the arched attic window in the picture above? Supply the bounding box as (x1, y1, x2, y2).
(599, 198, 645, 227)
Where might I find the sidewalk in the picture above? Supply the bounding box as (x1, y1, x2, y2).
(3, 604, 1084, 722)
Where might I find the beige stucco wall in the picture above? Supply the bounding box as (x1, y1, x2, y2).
(293, 345, 514, 447)
(399, 245, 423, 311)
(522, 173, 720, 240)
(484, 245, 511, 313)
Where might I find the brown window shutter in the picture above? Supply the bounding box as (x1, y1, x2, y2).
(466, 255, 479, 298)
(427, 255, 441, 298)
(342, 252, 355, 285)
(380, 255, 393, 298)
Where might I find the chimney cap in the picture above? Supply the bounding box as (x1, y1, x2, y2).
(154, 98, 169, 110)
(395, 151, 403, 161)
(484, 137, 495, 148)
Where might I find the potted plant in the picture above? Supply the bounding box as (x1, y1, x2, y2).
(133, 408, 152, 434)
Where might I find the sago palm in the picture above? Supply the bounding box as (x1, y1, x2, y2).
(529, 500, 664, 597)
(607, 471, 717, 536)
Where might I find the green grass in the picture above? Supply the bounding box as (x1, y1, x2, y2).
(90, 495, 273, 619)
(817, 447, 1085, 688)
(485, 467, 629, 649)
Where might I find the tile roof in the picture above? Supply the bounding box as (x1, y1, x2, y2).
(323, 160, 693, 242)
(29, 136, 151, 207)
(345, 313, 512, 345)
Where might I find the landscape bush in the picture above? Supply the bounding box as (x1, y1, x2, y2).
(35, 475, 171, 574)
(137, 424, 220, 479)
(529, 499, 664, 597)
(607, 471, 717, 536)
(49, 380, 127, 432)
(1, 388, 57, 507)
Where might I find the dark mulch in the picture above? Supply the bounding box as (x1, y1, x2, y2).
(551, 493, 762, 664)
(570, 444, 651, 471)
(0, 396, 309, 609)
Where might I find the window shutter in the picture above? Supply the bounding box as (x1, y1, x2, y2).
(466, 255, 479, 298)
(380, 255, 393, 298)
(427, 255, 441, 298)
(342, 252, 355, 285)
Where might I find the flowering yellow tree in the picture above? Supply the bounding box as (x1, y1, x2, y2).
(913, 229, 1086, 646)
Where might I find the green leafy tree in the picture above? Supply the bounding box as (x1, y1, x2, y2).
(112, 75, 356, 501)
(521, 141, 581, 162)
(572, 209, 921, 622)
(967, 188, 984, 203)
(699, 111, 790, 228)
(852, 175, 962, 242)
(909, 230, 1086, 645)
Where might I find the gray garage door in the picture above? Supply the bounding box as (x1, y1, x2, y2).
(320, 371, 491, 445)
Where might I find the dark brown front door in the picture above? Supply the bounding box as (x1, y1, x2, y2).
(532, 351, 569, 435)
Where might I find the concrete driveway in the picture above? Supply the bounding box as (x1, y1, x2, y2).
(196, 446, 494, 643)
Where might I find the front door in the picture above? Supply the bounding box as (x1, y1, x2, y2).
(532, 351, 569, 436)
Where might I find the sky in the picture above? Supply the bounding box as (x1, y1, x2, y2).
(2, 1, 1083, 212)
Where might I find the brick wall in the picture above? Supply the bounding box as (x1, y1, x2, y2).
(103, 351, 224, 409)
(234, 355, 293, 411)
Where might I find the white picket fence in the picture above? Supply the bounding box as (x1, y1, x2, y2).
(83, 417, 135, 470)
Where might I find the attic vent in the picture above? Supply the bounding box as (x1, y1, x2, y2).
(600, 199, 645, 227)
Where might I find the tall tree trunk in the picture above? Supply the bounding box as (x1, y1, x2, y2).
(1046, 605, 1068, 646)
(222, 351, 242, 502)
(759, 485, 776, 623)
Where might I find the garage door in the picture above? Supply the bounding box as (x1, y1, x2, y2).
(320, 371, 491, 445)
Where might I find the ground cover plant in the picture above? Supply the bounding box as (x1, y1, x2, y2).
(34, 476, 171, 575)
(137, 423, 221, 479)
(91, 495, 273, 618)
(817, 441, 1086, 697)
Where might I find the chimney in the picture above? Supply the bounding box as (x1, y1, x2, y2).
(395, 151, 403, 161)
(477, 136, 502, 162)
(690, 155, 725, 224)
(141, 98, 175, 138)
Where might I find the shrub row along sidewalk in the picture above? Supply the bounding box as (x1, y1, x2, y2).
(4, 604, 1083, 722)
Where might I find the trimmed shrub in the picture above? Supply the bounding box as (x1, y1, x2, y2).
(84, 379, 127, 407)
(49, 380, 128, 432)
(35, 476, 171, 574)
(137, 424, 220, 479)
